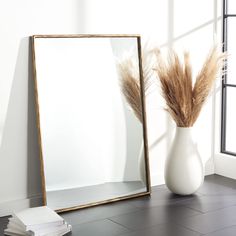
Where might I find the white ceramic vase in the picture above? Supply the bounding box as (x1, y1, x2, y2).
(164, 127, 204, 195)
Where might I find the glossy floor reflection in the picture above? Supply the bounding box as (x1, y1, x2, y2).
(2, 175, 236, 236)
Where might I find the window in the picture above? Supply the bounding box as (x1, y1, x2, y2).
(221, 0, 236, 155)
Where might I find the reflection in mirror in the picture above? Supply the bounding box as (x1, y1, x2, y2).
(32, 35, 150, 212)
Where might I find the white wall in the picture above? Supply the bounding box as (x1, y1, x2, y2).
(0, 0, 220, 216)
(0, 0, 87, 216)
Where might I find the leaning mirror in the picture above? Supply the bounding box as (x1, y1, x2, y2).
(32, 34, 150, 212)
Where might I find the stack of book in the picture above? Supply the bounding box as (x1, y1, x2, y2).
(4, 206, 72, 236)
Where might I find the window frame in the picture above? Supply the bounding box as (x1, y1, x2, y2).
(221, 0, 236, 156)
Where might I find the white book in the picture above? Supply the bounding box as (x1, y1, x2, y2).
(30, 223, 72, 236)
(12, 206, 64, 231)
(4, 223, 72, 236)
(5, 219, 72, 236)
(4, 228, 32, 236)
(36, 224, 72, 236)
(6, 219, 29, 235)
(4, 227, 71, 236)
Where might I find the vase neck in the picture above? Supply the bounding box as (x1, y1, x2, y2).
(176, 127, 193, 132)
(174, 127, 194, 143)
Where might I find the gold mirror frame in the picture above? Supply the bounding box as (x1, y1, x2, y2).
(31, 34, 151, 213)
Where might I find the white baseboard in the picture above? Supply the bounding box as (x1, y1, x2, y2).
(0, 194, 43, 217)
(205, 157, 215, 176)
(214, 153, 236, 180)
(151, 172, 165, 186)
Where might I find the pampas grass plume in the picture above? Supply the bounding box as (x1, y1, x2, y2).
(154, 46, 226, 127)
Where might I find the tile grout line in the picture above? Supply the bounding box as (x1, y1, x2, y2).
(201, 224, 236, 235)
(107, 218, 135, 232)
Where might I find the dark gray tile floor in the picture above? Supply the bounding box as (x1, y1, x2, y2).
(1, 174, 236, 235)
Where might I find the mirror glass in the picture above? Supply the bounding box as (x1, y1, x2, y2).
(32, 35, 150, 212)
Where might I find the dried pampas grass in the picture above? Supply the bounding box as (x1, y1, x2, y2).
(154, 46, 225, 127)
(118, 59, 143, 122)
(118, 49, 154, 123)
